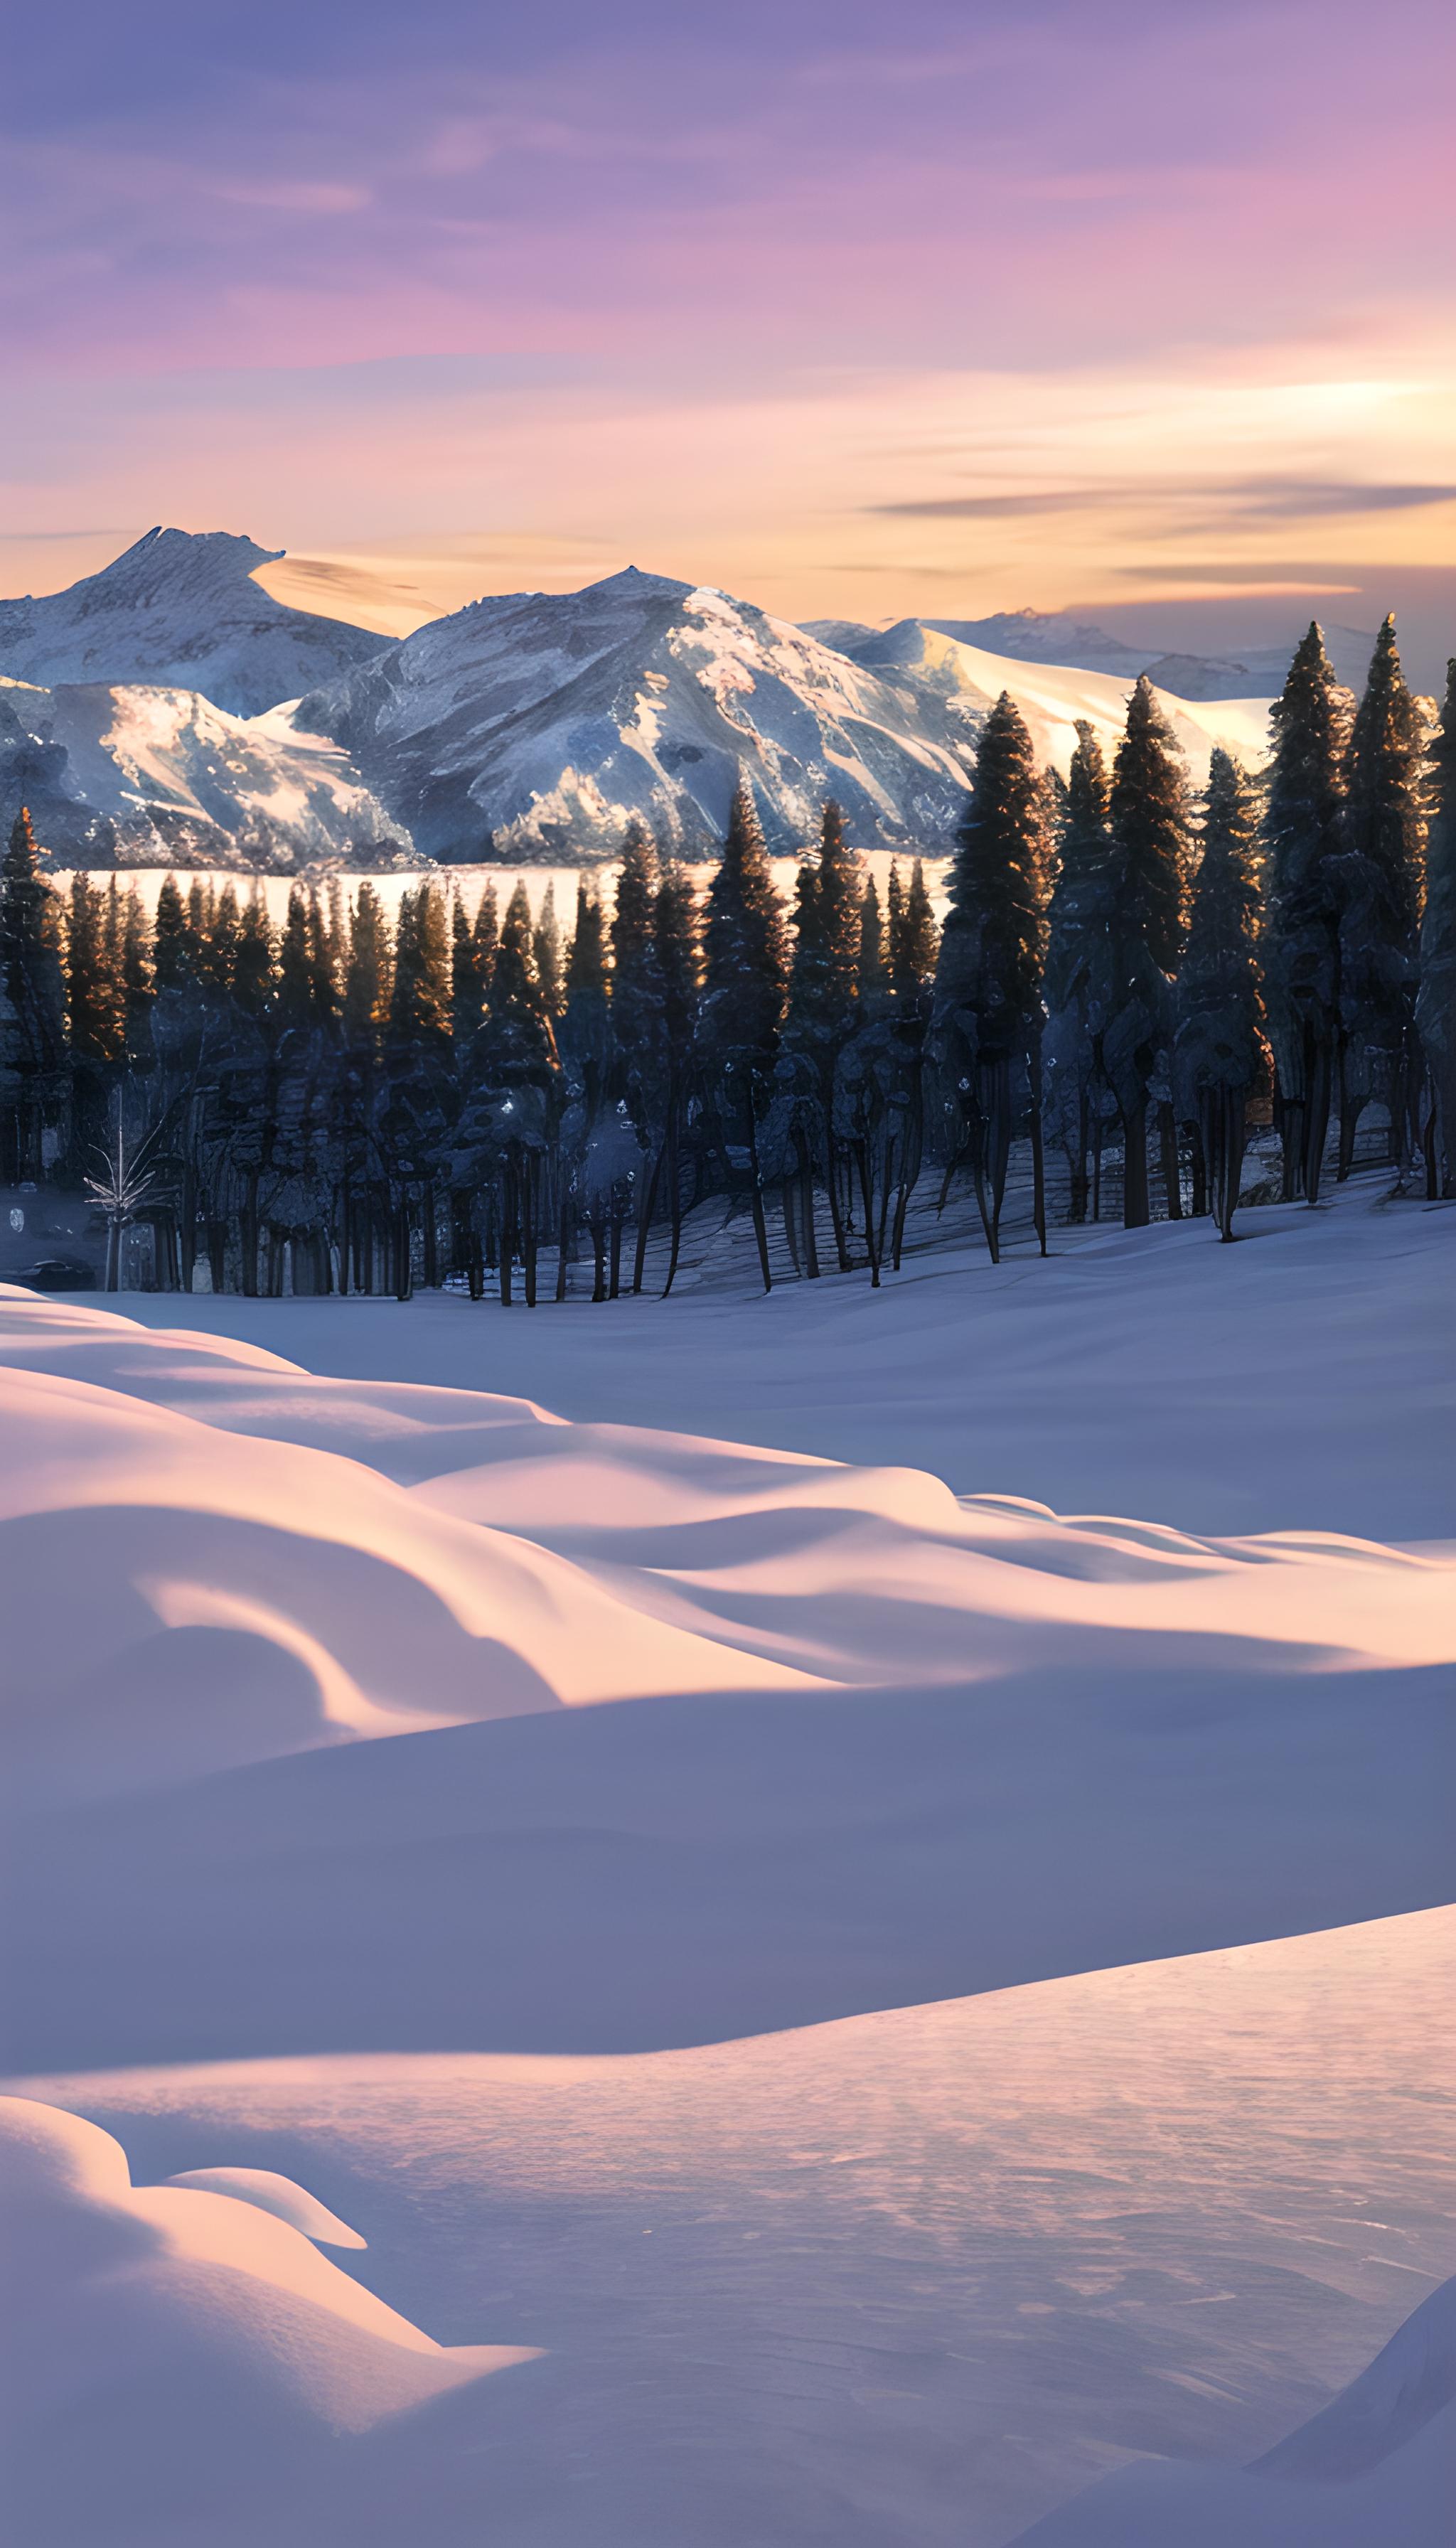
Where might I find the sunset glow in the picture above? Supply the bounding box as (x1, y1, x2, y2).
(6, 0, 1455, 670)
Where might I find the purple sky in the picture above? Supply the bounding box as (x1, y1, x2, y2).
(5, 0, 1455, 675)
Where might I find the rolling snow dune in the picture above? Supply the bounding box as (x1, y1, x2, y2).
(0, 1276, 1451, 2066)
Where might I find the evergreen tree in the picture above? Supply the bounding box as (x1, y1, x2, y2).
(472, 882, 500, 1002)
(65, 870, 121, 1066)
(451, 889, 482, 1047)
(1335, 614, 1425, 1173)
(1042, 721, 1113, 1221)
(277, 887, 315, 1029)
(498, 881, 547, 1019)
(700, 780, 788, 1064)
(121, 887, 154, 1063)
(930, 692, 1049, 1258)
(1105, 677, 1189, 1226)
(699, 778, 788, 1289)
(343, 884, 390, 1047)
(459, 882, 559, 1308)
(306, 890, 339, 1026)
(0, 809, 68, 1180)
(894, 859, 939, 1008)
(208, 884, 242, 995)
(655, 860, 701, 1064)
(611, 825, 667, 1109)
(1263, 623, 1349, 1199)
(651, 857, 701, 1295)
(234, 892, 277, 1022)
(390, 882, 451, 1046)
(151, 876, 190, 994)
(1415, 659, 1456, 1195)
(886, 862, 905, 992)
(856, 872, 886, 1005)
(533, 882, 564, 1019)
(1175, 749, 1265, 1239)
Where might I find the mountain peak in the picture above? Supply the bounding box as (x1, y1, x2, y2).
(0, 528, 390, 717)
(75, 527, 287, 607)
(584, 565, 693, 597)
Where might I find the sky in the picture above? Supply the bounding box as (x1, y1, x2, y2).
(4, 0, 1455, 679)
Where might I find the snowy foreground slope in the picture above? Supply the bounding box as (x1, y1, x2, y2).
(1, 1191, 1451, 2542)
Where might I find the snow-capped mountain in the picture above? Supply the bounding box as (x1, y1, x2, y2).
(296, 567, 980, 861)
(0, 529, 390, 718)
(1, 674, 400, 869)
(810, 606, 1378, 702)
(1, 536, 1288, 869)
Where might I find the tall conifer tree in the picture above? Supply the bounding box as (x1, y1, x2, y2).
(699, 778, 787, 1288)
(1263, 623, 1349, 1199)
(1042, 721, 1112, 1221)
(0, 810, 67, 1179)
(1337, 614, 1424, 1172)
(1175, 749, 1265, 1239)
(1415, 659, 1456, 1194)
(1105, 677, 1189, 1226)
(930, 692, 1049, 1257)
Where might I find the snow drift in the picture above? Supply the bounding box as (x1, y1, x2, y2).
(1, 1281, 1450, 2067)
(0, 2096, 534, 2546)
(1012, 2274, 1456, 2546)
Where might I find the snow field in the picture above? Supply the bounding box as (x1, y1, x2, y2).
(0, 1182, 1451, 2540)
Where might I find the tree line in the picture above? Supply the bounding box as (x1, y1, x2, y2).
(0, 619, 1451, 1301)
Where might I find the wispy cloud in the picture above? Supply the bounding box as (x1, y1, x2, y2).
(873, 480, 1456, 521)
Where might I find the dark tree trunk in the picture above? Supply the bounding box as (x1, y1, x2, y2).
(632, 1143, 664, 1295)
(746, 1116, 772, 1294)
(522, 1157, 537, 1307)
(1303, 1036, 1333, 1202)
(1122, 1098, 1150, 1228)
(661, 1109, 684, 1300)
(1029, 1042, 1047, 1257)
(556, 1187, 571, 1302)
(855, 1139, 881, 1288)
(1157, 1100, 1182, 1217)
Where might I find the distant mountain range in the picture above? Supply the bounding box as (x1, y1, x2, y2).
(0, 530, 1313, 870)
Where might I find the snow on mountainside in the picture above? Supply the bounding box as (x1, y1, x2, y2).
(0, 534, 1294, 867)
(0, 675, 401, 869)
(297, 567, 980, 860)
(0, 530, 390, 719)
(811, 608, 1379, 700)
(300, 568, 1279, 862)
(842, 621, 1275, 775)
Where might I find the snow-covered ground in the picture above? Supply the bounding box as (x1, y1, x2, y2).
(1, 1180, 1451, 2542)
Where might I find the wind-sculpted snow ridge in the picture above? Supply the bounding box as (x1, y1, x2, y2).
(1011, 2274, 1456, 2545)
(0, 528, 389, 717)
(0, 2097, 535, 2547)
(1, 1285, 1451, 2067)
